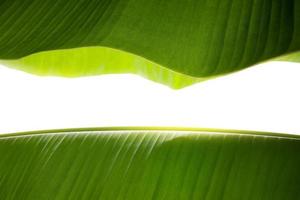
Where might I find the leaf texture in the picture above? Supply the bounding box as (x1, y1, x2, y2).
(0, 0, 300, 87)
(0, 128, 300, 199)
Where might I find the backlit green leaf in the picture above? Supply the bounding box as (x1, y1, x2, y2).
(0, 0, 300, 87)
(0, 128, 300, 199)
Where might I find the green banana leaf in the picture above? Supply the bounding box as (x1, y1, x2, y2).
(1, 128, 300, 199)
(1, 0, 300, 88)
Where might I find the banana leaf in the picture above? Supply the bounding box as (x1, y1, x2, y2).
(0, 0, 300, 88)
(0, 128, 300, 199)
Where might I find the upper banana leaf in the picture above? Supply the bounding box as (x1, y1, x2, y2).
(1, 128, 300, 199)
(0, 0, 300, 88)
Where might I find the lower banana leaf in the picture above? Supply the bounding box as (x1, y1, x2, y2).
(1, 128, 300, 199)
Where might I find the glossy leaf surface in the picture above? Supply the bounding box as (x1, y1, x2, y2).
(0, 128, 300, 199)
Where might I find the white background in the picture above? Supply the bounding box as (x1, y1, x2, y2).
(0, 61, 299, 135)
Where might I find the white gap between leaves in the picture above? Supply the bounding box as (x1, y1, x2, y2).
(0, 61, 299, 135)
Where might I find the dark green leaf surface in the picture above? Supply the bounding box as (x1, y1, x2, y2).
(1, 128, 300, 199)
(0, 0, 300, 87)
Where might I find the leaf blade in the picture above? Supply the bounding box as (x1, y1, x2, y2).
(0, 0, 299, 87)
(0, 128, 300, 199)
